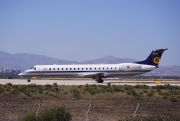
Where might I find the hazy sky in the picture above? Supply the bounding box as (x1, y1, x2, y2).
(0, 0, 180, 66)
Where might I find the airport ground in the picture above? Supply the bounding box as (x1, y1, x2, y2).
(0, 78, 180, 121)
(0, 78, 180, 86)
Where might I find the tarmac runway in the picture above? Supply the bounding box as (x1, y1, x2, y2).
(0, 79, 180, 86)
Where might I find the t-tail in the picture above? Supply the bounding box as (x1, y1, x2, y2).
(136, 48, 168, 67)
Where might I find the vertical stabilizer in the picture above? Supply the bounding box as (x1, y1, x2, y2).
(136, 48, 168, 67)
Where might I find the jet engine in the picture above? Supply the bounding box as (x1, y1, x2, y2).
(119, 63, 142, 71)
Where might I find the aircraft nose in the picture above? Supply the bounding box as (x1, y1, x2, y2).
(18, 73, 23, 76)
(18, 72, 25, 76)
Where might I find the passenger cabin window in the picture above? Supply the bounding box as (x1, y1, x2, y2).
(53, 68, 55, 70)
(49, 68, 51, 70)
(74, 68, 76, 70)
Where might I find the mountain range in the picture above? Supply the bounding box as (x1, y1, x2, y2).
(0, 51, 180, 77)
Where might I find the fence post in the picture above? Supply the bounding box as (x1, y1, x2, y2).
(134, 103, 139, 118)
(86, 103, 92, 121)
(36, 104, 41, 118)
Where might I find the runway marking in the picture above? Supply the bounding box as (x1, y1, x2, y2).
(0, 79, 180, 86)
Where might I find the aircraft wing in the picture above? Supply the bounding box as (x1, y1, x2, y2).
(75, 72, 105, 78)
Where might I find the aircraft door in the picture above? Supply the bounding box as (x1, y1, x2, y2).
(39, 66, 44, 75)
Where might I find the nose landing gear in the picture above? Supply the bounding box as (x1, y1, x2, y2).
(27, 77, 31, 82)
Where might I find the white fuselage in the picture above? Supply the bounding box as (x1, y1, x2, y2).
(19, 63, 156, 78)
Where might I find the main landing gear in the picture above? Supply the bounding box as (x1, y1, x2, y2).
(95, 78, 104, 83)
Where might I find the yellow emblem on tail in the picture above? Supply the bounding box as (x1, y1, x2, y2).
(153, 56, 160, 64)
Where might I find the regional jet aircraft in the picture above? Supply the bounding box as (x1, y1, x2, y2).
(19, 48, 167, 83)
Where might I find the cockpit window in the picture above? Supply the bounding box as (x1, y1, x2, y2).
(32, 67, 36, 70)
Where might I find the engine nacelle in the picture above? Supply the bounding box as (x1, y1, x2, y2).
(119, 63, 142, 71)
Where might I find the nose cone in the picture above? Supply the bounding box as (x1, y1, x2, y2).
(18, 72, 23, 76)
(18, 72, 26, 76)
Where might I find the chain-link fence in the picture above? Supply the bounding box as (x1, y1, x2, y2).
(0, 97, 180, 121)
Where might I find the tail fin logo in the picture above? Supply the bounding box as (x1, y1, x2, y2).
(153, 56, 160, 65)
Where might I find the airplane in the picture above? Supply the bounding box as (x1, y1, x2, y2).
(19, 48, 167, 83)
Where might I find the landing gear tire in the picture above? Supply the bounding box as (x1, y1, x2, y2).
(27, 79, 31, 82)
(96, 79, 104, 83)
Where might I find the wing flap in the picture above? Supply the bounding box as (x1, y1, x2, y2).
(75, 72, 104, 78)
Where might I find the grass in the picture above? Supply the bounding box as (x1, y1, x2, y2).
(0, 83, 179, 101)
(20, 106, 72, 121)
